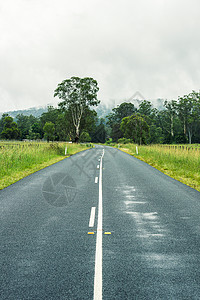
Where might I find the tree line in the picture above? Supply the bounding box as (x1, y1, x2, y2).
(0, 105, 108, 143)
(0, 76, 199, 144)
(0, 77, 107, 143)
(107, 90, 200, 144)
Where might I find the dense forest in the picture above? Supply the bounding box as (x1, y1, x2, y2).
(0, 90, 200, 145)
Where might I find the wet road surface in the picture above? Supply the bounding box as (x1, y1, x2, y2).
(1, 145, 200, 299)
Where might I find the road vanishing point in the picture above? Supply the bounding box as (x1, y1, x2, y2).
(1, 145, 200, 299)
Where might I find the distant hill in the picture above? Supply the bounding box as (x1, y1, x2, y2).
(0, 99, 165, 121)
(0, 106, 48, 120)
(0, 104, 112, 120)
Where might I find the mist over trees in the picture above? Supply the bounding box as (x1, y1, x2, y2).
(0, 89, 200, 144)
(106, 90, 200, 145)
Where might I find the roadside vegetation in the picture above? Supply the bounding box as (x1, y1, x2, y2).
(1, 75, 200, 191)
(0, 141, 91, 190)
(118, 143, 200, 191)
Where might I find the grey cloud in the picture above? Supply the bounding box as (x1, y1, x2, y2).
(0, 0, 200, 112)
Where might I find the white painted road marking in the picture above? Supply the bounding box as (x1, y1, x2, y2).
(97, 165, 100, 169)
(89, 207, 96, 228)
(95, 177, 98, 184)
(94, 148, 104, 300)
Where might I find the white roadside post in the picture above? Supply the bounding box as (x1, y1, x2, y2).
(136, 146, 138, 155)
(65, 146, 67, 155)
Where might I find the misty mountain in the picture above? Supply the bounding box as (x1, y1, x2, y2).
(0, 104, 113, 120)
(0, 106, 48, 119)
(0, 99, 165, 121)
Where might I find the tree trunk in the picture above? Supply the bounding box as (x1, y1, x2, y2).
(188, 130, 192, 144)
(71, 104, 83, 143)
(183, 118, 186, 136)
(75, 125, 80, 143)
(171, 115, 174, 137)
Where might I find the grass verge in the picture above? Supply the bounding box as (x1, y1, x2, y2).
(117, 143, 200, 192)
(0, 141, 92, 190)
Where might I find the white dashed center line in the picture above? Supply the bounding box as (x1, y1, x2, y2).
(94, 148, 104, 300)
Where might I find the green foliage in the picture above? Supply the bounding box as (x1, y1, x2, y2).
(40, 106, 61, 140)
(120, 114, 149, 145)
(1, 89, 200, 145)
(43, 122, 55, 142)
(0, 113, 9, 132)
(105, 138, 113, 145)
(79, 131, 91, 142)
(80, 107, 97, 139)
(177, 91, 200, 144)
(16, 114, 41, 140)
(138, 100, 153, 117)
(1, 116, 20, 140)
(107, 102, 136, 142)
(149, 125, 164, 144)
(108, 102, 136, 125)
(54, 77, 100, 141)
(92, 118, 107, 143)
(106, 90, 200, 145)
(118, 138, 132, 144)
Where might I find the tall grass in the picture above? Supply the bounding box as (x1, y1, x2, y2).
(0, 141, 91, 189)
(119, 144, 200, 191)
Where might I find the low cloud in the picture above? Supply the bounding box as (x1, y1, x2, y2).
(0, 0, 200, 112)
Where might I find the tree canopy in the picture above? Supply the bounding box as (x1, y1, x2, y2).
(1, 116, 20, 140)
(120, 114, 149, 145)
(1, 89, 200, 144)
(54, 77, 100, 142)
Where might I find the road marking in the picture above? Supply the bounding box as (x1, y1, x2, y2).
(89, 207, 96, 228)
(95, 177, 98, 184)
(94, 148, 104, 300)
(97, 165, 99, 169)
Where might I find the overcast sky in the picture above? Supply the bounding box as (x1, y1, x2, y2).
(0, 0, 200, 112)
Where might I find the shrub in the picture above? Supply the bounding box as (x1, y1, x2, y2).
(118, 138, 132, 144)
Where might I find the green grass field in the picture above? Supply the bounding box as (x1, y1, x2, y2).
(0, 141, 92, 189)
(118, 143, 200, 192)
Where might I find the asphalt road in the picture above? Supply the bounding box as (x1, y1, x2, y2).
(1, 145, 200, 299)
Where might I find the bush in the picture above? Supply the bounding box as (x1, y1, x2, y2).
(118, 138, 132, 144)
(105, 138, 113, 145)
(79, 131, 91, 142)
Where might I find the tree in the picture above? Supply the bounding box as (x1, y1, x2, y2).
(163, 100, 178, 142)
(80, 107, 97, 139)
(177, 91, 200, 144)
(120, 114, 149, 145)
(54, 77, 100, 142)
(92, 118, 107, 143)
(149, 125, 164, 144)
(30, 122, 42, 140)
(138, 100, 153, 117)
(16, 114, 40, 140)
(79, 131, 91, 142)
(1, 116, 20, 140)
(107, 102, 136, 142)
(40, 106, 61, 140)
(56, 112, 73, 141)
(0, 113, 9, 134)
(107, 102, 136, 126)
(43, 122, 55, 142)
